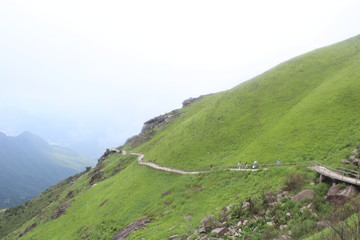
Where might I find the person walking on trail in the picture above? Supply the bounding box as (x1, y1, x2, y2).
(277, 159, 281, 166)
(237, 162, 242, 169)
(252, 161, 258, 169)
(244, 162, 248, 169)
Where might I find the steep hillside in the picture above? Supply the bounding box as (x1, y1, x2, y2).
(1, 152, 292, 240)
(0, 131, 93, 208)
(1, 35, 360, 240)
(134, 34, 360, 170)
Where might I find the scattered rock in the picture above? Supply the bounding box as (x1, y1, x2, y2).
(306, 203, 314, 211)
(242, 201, 250, 209)
(161, 190, 172, 198)
(184, 215, 192, 221)
(327, 184, 340, 197)
(326, 195, 349, 205)
(279, 225, 288, 230)
(353, 158, 360, 166)
(52, 202, 72, 219)
(341, 159, 352, 164)
(198, 226, 207, 234)
(276, 235, 290, 240)
(112, 219, 150, 240)
(199, 236, 209, 240)
(338, 185, 358, 198)
(66, 190, 74, 199)
(326, 184, 358, 204)
(264, 192, 277, 204)
(228, 227, 236, 234)
(200, 214, 214, 227)
(266, 221, 275, 226)
(291, 190, 314, 201)
(317, 220, 331, 227)
(168, 234, 179, 239)
(211, 227, 228, 237)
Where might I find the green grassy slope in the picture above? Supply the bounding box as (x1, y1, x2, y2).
(2, 35, 360, 239)
(135, 35, 360, 170)
(3, 153, 289, 240)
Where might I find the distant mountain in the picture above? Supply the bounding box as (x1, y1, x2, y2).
(0, 131, 94, 208)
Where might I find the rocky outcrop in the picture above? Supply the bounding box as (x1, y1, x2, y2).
(211, 227, 228, 237)
(51, 202, 72, 219)
(341, 146, 360, 166)
(124, 110, 181, 148)
(124, 95, 213, 149)
(341, 159, 352, 164)
(98, 148, 122, 162)
(290, 189, 314, 201)
(326, 184, 358, 204)
(18, 223, 37, 237)
(182, 94, 213, 107)
(188, 187, 346, 239)
(112, 219, 150, 240)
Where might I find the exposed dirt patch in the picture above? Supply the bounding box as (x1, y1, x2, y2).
(161, 190, 172, 198)
(99, 199, 109, 207)
(189, 185, 203, 192)
(164, 201, 173, 206)
(112, 219, 151, 240)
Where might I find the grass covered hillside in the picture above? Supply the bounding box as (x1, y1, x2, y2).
(2, 152, 294, 240)
(134, 34, 360, 170)
(2, 35, 360, 240)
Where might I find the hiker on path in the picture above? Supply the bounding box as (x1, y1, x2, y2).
(237, 162, 242, 169)
(244, 162, 248, 169)
(253, 161, 257, 169)
(277, 159, 281, 166)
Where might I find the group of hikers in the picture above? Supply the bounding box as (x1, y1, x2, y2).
(237, 161, 257, 169)
(237, 159, 281, 170)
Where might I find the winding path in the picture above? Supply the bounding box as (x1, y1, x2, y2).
(130, 153, 257, 175)
(131, 153, 202, 174)
(130, 153, 360, 187)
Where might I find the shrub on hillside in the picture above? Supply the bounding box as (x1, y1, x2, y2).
(283, 172, 305, 191)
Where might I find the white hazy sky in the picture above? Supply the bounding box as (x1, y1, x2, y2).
(1, 0, 360, 158)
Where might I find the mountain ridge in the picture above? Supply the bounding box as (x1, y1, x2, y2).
(0, 131, 94, 208)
